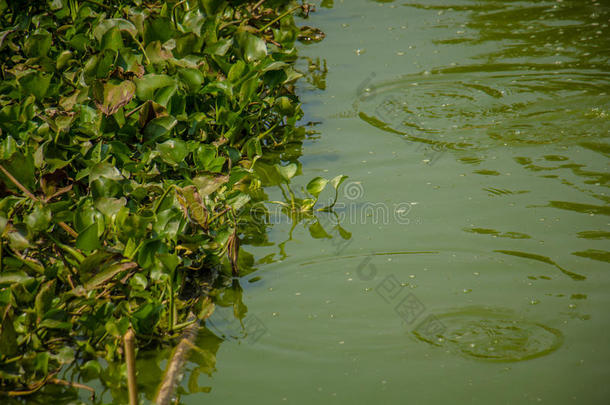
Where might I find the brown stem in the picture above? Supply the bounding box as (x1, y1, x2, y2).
(0, 164, 78, 238)
(49, 378, 95, 400)
(1, 369, 60, 396)
(155, 298, 214, 405)
(0, 164, 37, 200)
(124, 328, 138, 405)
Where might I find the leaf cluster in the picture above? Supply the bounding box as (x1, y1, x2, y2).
(0, 0, 317, 394)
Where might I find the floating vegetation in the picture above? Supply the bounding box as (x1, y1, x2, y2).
(0, 0, 335, 397)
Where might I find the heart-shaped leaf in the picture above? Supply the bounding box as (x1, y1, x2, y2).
(276, 163, 297, 181)
(157, 139, 189, 166)
(306, 177, 329, 198)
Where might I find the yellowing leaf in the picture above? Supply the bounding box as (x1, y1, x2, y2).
(93, 80, 136, 116)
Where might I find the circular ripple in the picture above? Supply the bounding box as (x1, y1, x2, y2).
(355, 67, 610, 150)
(413, 307, 564, 362)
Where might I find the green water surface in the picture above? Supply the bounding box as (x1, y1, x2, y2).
(188, 1, 609, 404)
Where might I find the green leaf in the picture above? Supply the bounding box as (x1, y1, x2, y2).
(143, 17, 175, 44)
(35, 280, 55, 323)
(93, 18, 137, 43)
(177, 186, 207, 228)
(158, 253, 180, 273)
(0, 272, 32, 287)
(90, 161, 123, 182)
(308, 221, 332, 239)
(192, 175, 229, 197)
(84, 262, 137, 290)
(76, 223, 102, 251)
(24, 31, 52, 58)
(94, 197, 127, 219)
(38, 319, 72, 330)
(131, 302, 163, 335)
(134, 74, 176, 101)
(208, 37, 233, 56)
(238, 32, 267, 62)
(0, 135, 18, 160)
(228, 60, 246, 82)
(0, 310, 17, 357)
(84, 50, 117, 80)
(137, 239, 163, 269)
(54, 347, 75, 365)
(306, 177, 329, 198)
(25, 204, 52, 233)
(262, 61, 289, 72)
(79, 251, 114, 281)
(100, 26, 124, 51)
(330, 175, 348, 190)
(8, 230, 32, 251)
(80, 360, 102, 381)
(137, 100, 167, 128)
(239, 77, 259, 106)
(18, 71, 52, 100)
(227, 192, 250, 211)
(201, 0, 227, 15)
(276, 163, 297, 181)
(275, 96, 294, 115)
(143, 115, 177, 142)
(178, 68, 204, 93)
(157, 139, 189, 166)
(336, 224, 352, 240)
(74, 201, 104, 232)
(154, 210, 182, 241)
(300, 198, 317, 211)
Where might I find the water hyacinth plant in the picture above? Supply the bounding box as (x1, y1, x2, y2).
(0, 0, 339, 397)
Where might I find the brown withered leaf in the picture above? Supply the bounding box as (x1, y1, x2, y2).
(137, 100, 167, 128)
(92, 80, 136, 116)
(191, 175, 229, 198)
(227, 229, 240, 276)
(176, 185, 208, 229)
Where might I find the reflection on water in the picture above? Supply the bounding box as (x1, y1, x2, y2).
(495, 250, 586, 281)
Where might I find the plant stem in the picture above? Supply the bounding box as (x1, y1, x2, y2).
(258, 5, 301, 32)
(253, 0, 266, 11)
(155, 299, 214, 405)
(0, 164, 37, 200)
(0, 164, 79, 238)
(124, 328, 138, 405)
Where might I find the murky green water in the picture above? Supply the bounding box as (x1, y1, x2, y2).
(62, 1, 610, 403)
(185, 1, 610, 404)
